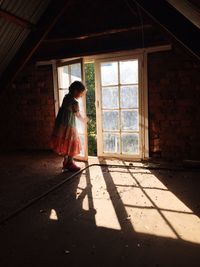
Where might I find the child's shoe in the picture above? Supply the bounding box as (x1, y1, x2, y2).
(63, 161, 81, 172)
(68, 161, 81, 172)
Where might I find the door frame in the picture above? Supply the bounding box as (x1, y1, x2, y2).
(95, 51, 149, 160)
(55, 58, 88, 161)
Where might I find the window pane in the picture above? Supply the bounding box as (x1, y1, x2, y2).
(103, 111, 119, 131)
(120, 86, 138, 108)
(120, 60, 138, 84)
(102, 86, 119, 109)
(59, 89, 68, 106)
(101, 62, 118, 86)
(76, 118, 85, 134)
(58, 66, 70, 88)
(79, 134, 85, 156)
(71, 63, 82, 82)
(77, 97, 84, 113)
(121, 110, 139, 131)
(103, 133, 120, 153)
(122, 133, 139, 154)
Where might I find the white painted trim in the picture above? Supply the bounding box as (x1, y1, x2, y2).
(145, 44, 172, 53)
(95, 60, 103, 156)
(52, 61, 59, 116)
(95, 53, 146, 159)
(85, 45, 171, 62)
(36, 45, 171, 66)
(143, 52, 149, 158)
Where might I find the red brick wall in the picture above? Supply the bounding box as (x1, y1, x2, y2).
(0, 63, 55, 150)
(148, 48, 200, 160)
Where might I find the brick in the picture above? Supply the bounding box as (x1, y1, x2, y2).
(148, 48, 200, 159)
(0, 62, 54, 151)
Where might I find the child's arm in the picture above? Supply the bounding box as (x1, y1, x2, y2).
(75, 111, 88, 123)
(72, 101, 88, 123)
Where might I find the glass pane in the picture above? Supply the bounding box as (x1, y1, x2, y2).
(120, 86, 138, 108)
(76, 118, 85, 134)
(71, 63, 82, 82)
(121, 110, 139, 131)
(102, 86, 119, 109)
(120, 60, 138, 84)
(79, 134, 85, 156)
(103, 133, 120, 153)
(122, 133, 139, 154)
(59, 89, 68, 107)
(70, 62, 85, 158)
(101, 62, 118, 86)
(77, 96, 84, 113)
(58, 66, 70, 88)
(103, 111, 119, 131)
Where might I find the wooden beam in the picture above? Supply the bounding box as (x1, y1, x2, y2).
(0, 0, 71, 91)
(34, 29, 168, 61)
(44, 24, 152, 42)
(0, 8, 34, 29)
(166, 0, 200, 29)
(128, 0, 200, 60)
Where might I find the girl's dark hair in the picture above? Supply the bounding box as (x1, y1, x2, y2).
(69, 81, 85, 94)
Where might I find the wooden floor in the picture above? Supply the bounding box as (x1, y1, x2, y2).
(0, 151, 200, 266)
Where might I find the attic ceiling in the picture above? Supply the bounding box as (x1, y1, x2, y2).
(0, 0, 200, 90)
(0, 0, 51, 76)
(167, 0, 200, 29)
(35, 0, 167, 60)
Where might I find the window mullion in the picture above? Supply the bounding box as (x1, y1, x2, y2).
(118, 61, 122, 155)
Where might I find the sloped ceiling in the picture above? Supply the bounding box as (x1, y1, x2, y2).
(0, 0, 51, 77)
(0, 0, 199, 90)
(34, 0, 168, 60)
(0, 0, 72, 90)
(132, 0, 200, 60)
(167, 0, 200, 29)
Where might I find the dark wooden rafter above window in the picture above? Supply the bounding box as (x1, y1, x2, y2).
(44, 24, 152, 42)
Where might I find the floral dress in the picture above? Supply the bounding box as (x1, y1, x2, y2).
(50, 93, 81, 156)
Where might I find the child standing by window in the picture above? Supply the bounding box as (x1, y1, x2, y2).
(50, 81, 87, 172)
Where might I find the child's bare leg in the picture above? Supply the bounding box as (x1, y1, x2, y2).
(63, 155, 74, 169)
(64, 155, 73, 163)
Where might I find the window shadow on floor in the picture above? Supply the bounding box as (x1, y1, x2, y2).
(1, 161, 200, 267)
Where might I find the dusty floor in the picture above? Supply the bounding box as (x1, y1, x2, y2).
(0, 151, 200, 267)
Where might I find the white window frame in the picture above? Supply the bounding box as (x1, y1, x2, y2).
(95, 51, 148, 160)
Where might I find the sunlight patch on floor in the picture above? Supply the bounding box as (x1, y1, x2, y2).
(115, 169, 200, 243)
(75, 158, 200, 243)
(82, 194, 89, 211)
(143, 189, 193, 213)
(162, 211, 200, 243)
(49, 209, 58, 220)
(89, 163, 121, 230)
(125, 207, 177, 238)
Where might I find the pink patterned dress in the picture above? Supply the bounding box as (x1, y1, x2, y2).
(50, 93, 81, 156)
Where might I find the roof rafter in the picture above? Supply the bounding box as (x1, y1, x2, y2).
(0, 8, 34, 29)
(44, 24, 152, 42)
(130, 0, 200, 60)
(0, 0, 71, 91)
